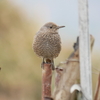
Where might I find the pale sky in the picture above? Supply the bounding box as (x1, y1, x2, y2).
(8, 0, 100, 51)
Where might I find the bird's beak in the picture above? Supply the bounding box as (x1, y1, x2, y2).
(57, 26, 65, 29)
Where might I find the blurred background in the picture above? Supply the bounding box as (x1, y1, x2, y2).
(0, 0, 100, 100)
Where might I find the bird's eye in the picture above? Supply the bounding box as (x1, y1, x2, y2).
(50, 26, 52, 29)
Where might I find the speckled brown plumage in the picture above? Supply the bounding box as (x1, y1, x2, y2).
(33, 22, 65, 70)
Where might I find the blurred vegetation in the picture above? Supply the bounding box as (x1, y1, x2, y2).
(0, 0, 42, 100)
(0, 0, 99, 100)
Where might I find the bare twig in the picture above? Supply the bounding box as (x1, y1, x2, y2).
(92, 67, 100, 72)
(92, 72, 99, 75)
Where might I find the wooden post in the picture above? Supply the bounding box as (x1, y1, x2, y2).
(78, 0, 93, 100)
(42, 59, 52, 100)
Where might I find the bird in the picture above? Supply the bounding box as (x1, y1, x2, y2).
(33, 22, 65, 70)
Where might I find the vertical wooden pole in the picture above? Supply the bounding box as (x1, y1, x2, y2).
(42, 63, 52, 100)
(78, 0, 93, 100)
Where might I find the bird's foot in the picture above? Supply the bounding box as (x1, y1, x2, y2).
(41, 62, 55, 70)
(51, 63, 55, 70)
(46, 59, 55, 70)
(46, 62, 55, 70)
(41, 61, 45, 69)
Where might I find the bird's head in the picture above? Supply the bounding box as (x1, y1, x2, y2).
(40, 22, 65, 33)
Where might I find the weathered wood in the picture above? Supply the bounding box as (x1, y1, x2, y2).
(78, 0, 93, 100)
(42, 63, 52, 100)
(53, 36, 80, 100)
(53, 35, 94, 100)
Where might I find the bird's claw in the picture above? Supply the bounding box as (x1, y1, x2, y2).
(41, 62, 55, 70)
(51, 63, 55, 70)
(41, 61, 45, 69)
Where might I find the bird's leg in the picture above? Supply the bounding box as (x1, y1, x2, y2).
(41, 58, 45, 69)
(45, 59, 55, 70)
(51, 59, 55, 70)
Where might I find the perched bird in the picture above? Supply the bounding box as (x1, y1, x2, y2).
(33, 22, 65, 70)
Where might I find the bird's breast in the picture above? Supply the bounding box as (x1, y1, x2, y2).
(33, 33, 61, 58)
